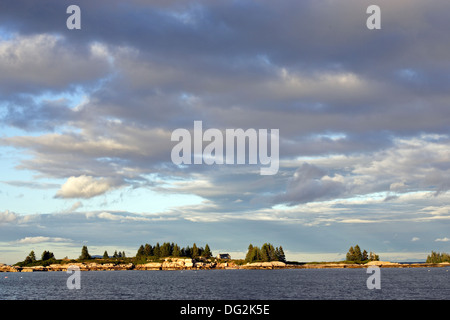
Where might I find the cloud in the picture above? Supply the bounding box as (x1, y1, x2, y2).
(1, 0, 450, 264)
(55, 175, 118, 199)
(67, 201, 83, 212)
(0, 33, 112, 95)
(411, 237, 420, 242)
(435, 237, 450, 242)
(15, 236, 72, 244)
(273, 163, 347, 205)
(0, 210, 18, 224)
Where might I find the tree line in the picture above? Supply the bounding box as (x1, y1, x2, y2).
(426, 251, 450, 263)
(346, 244, 379, 262)
(16, 250, 56, 267)
(136, 242, 212, 260)
(245, 243, 286, 263)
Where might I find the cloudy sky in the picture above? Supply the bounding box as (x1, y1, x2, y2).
(1, 0, 450, 264)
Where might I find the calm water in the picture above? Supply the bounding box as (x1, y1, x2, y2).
(1, 268, 449, 300)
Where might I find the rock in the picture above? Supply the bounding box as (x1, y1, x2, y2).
(242, 261, 286, 269)
(138, 262, 162, 270)
(365, 261, 400, 267)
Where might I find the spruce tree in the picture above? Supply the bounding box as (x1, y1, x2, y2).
(144, 243, 153, 256)
(153, 243, 161, 258)
(172, 244, 181, 257)
(354, 245, 362, 262)
(192, 243, 199, 258)
(80, 246, 91, 260)
(203, 244, 212, 259)
(277, 246, 286, 262)
(137, 245, 145, 257)
(103, 250, 109, 259)
(346, 246, 355, 261)
(28, 251, 36, 262)
(245, 244, 254, 263)
(362, 250, 368, 261)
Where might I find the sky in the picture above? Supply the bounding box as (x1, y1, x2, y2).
(1, 0, 450, 264)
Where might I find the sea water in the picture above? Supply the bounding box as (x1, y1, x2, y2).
(1, 268, 449, 300)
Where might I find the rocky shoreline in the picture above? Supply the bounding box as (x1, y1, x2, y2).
(1, 259, 449, 272)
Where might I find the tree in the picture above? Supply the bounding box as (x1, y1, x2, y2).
(136, 245, 145, 257)
(346, 245, 379, 262)
(160, 242, 171, 257)
(122, 251, 126, 258)
(192, 243, 199, 258)
(29, 250, 36, 262)
(103, 251, 109, 259)
(172, 244, 181, 257)
(277, 246, 286, 262)
(260, 244, 270, 262)
(362, 250, 368, 261)
(245, 244, 255, 263)
(144, 243, 153, 256)
(183, 245, 191, 258)
(346, 246, 355, 262)
(153, 243, 161, 258)
(203, 244, 212, 259)
(42, 250, 55, 261)
(369, 252, 379, 261)
(353, 245, 362, 262)
(79, 246, 91, 260)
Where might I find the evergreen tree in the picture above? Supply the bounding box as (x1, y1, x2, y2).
(362, 250, 368, 261)
(260, 243, 270, 262)
(346, 246, 355, 261)
(42, 250, 55, 261)
(122, 251, 126, 258)
(277, 246, 286, 262)
(153, 243, 161, 258)
(136, 245, 145, 257)
(113, 250, 118, 258)
(79, 246, 91, 260)
(203, 244, 212, 259)
(24, 251, 37, 265)
(354, 245, 362, 262)
(160, 242, 171, 257)
(103, 250, 109, 259)
(29, 250, 36, 262)
(144, 243, 153, 256)
(245, 244, 255, 262)
(184, 246, 191, 258)
(369, 252, 379, 261)
(192, 243, 199, 258)
(172, 244, 181, 257)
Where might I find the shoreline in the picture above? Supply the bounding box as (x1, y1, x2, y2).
(1, 259, 449, 272)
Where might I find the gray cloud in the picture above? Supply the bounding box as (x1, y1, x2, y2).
(1, 0, 450, 262)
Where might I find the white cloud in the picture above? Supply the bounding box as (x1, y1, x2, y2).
(435, 237, 450, 242)
(0, 33, 111, 93)
(411, 237, 420, 242)
(15, 236, 72, 244)
(56, 175, 116, 199)
(0, 210, 18, 224)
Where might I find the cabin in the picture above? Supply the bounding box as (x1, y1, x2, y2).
(217, 253, 231, 260)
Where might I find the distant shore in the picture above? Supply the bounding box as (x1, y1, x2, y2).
(1, 258, 449, 272)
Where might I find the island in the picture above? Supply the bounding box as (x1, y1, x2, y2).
(1, 243, 449, 272)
